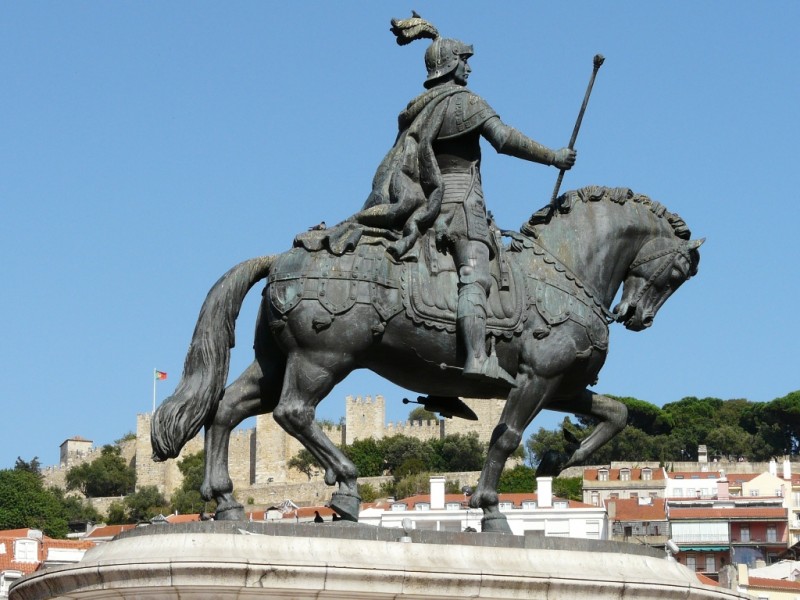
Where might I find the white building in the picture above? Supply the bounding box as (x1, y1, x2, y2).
(360, 476, 608, 539)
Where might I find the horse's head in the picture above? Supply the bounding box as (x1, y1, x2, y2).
(614, 237, 703, 331)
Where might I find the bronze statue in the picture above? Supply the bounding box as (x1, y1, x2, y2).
(151, 16, 703, 534)
(301, 15, 575, 388)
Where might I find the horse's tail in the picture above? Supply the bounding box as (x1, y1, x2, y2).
(150, 255, 275, 461)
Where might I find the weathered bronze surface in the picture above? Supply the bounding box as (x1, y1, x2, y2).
(151, 16, 702, 534)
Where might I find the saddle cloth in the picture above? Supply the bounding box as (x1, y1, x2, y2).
(402, 232, 526, 338)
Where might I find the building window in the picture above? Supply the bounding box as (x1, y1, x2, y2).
(445, 503, 461, 511)
(14, 539, 37, 562)
(415, 503, 430, 511)
(391, 503, 407, 511)
(749, 489, 760, 497)
(674, 487, 683, 497)
(498, 502, 514, 511)
(740, 525, 750, 542)
(792, 491, 800, 507)
(598, 469, 609, 481)
(766, 525, 777, 543)
(642, 468, 652, 481)
(610, 493, 619, 499)
(686, 555, 697, 571)
(591, 492, 600, 507)
(705, 555, 716, 573)
(522, 501, 537, 510)
(620, 469, 631, 481)
(554, 501, 568, 509)
(687, 488, 695, 497)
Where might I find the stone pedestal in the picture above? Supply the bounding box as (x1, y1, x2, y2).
(11, 522, 749, 599)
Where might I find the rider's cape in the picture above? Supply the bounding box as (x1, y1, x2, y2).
(296, 85, 472, 258)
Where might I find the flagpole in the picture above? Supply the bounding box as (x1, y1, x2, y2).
(153, 369, 157, 414)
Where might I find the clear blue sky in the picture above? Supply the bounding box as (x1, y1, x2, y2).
(2, 3, 798, 469)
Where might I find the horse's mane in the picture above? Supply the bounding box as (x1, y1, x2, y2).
(520, 186, 692, 241)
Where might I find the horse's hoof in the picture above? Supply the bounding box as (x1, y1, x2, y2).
(330, 491, 361, 522)
(214, 504, 246, 521)
(481, 513, 512, 534)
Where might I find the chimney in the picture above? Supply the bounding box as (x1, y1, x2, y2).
(430, 476, 445, 510)
(607, 500, 616, 519)
(769, 458, 777, 477)
(717, 477, 729, 500)
(784, 457, 792, 480)
(537, 476, 553, 508)
(698, 445, 708, 463)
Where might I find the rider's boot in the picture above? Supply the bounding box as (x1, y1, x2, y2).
(458, 284, 517, 388)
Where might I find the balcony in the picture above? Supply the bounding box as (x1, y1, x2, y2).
(790, 520, 800, 530)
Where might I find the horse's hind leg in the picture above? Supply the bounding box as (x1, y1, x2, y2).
(558, 389, 628, 470)
(202, 359, 281, 520)
(273, 352, 360, 520)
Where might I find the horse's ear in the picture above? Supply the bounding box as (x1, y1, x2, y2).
(687, 238, 705, 250)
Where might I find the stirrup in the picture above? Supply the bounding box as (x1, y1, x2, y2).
(463, 355, 517, 388)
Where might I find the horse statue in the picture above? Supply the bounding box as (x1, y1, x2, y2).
(151, 185, 701, 533)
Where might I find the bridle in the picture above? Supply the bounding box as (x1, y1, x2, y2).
(625, 243, 692, 310)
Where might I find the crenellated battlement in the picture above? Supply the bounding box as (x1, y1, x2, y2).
(42, 394, 505, 511)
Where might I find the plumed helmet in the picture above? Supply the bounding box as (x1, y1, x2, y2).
(390, 12, 473, 88)
(423, 37, 473, 88)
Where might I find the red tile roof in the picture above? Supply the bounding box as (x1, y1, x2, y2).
(85, 524, 136, 539)
(669, 507, 786, 520)
(393, 493, 593, 510)
(669, 471, 721, 481)
(584, 467, 665, 481)
(747, 576, 800, 591)
(0, 533, 94, 576)
(727, 474, 761, 485)
(165, 514, 201, 524)
(695, 573, 719, 587)
(605, 498, 667, 522)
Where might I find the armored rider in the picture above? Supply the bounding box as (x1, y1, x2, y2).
(320, 15, 576, 388)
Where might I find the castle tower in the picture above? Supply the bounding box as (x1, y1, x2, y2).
(345, 395, 385, 445)
(59, 436, 93, 468)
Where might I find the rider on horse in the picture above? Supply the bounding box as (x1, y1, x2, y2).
(298, 14, 577, 388)
(377, 15, 576, 387)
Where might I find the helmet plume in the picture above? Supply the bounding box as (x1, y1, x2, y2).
(390, 11, 439, 46)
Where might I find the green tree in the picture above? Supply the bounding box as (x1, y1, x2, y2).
(380, 436, 429, 475)
(124, 486, 169, 523)
(497, 464, 536, 493)
(49, 487, 101, 523)
(170, 451, 215, 514)
(106, 501, 127, 524)
(408, 406, 437, 421)
(394, 473, 431, 499)
(553, 477, 582, 501)
(706, 425, 753, 460)
(0, 469, 68, 538)
(287, 448, 321, 480)
(343, 438, 385, 477)
(525, 420, 575, 468)
(358, 482, 378, 503)
(15, 456, 42, 476)
(66, 445, 135, 497)
(428, 433, 486, 472)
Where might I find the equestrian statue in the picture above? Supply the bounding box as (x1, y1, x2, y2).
(151, 14, 702, 533)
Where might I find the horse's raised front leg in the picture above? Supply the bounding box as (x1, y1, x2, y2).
(272, 352, 360, 521)
(470, 369, 562, 533)
(560, 389, 628, 469)
(202, 359, 279, 520)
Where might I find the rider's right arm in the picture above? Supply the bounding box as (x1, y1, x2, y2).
(483, 117, 575, 170)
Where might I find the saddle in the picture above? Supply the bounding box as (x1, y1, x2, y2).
(269, 231, 524, 338)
